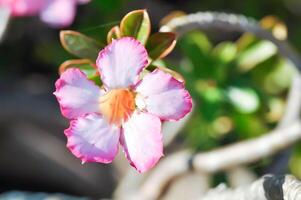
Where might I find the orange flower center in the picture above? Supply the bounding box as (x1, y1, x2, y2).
(99, 89, 136, 126)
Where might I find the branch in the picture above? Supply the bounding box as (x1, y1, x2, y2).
(115, 12, 301, 199)
(136, 121, 301, 199)
(265, 74, 301, 174)
(160, 12, 301, 70)
(200, 174, 301, 200)
(278, 74, 301, 128)
(192, 121, 301, 172)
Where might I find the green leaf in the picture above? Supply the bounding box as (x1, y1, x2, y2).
(184, 31, 212, 53)
(184, 111, 220, 151)
(59, 59, 98, 79)
(227, 87, 260, 114)
(266, 97, 285, 123)
(197, 83, 224, 121)
(151, 59, 167, 67)
(212, 42, 237, 63)
(232, 114, 268, 139)
(107, 26, 121, 44)
(237, 40, 277, 72)
(60, 30, 104, 61)
(263, 58, 294, 94)
(120, 9, 151, 44)
(179, 31, 221, 80)
(289, 144, 301, 179)
(146, 32, 176, 60)
(236, 33, 257, 53)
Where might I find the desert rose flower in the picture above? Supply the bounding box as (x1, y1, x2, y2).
(54, 37, 192, 172)
(0, 0, 89, 27)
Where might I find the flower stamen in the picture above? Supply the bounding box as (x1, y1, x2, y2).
(99, 89, 136, 126)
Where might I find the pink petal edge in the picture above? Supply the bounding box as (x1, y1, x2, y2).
(5, 0, 46, 16)
(65, 113, 121, 163)
(40, 0, 76, 28)
(96, 37, 148, 89)
(135, 69, 192, 121)
(54, 68, 102, 119)
(120, 111, 163, 173)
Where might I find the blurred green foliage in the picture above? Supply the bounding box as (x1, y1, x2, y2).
(172, 25, 294, 151)
(161, 12, 301, 177)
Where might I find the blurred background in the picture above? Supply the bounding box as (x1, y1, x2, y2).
(1, 0, 301, 199)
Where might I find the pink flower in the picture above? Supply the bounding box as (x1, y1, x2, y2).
(0, 0, 89, 28)
(54, 37, 192, 172)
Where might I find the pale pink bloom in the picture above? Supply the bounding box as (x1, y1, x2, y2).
(0, 0, 90, 27)
(54, 37, 192, 172)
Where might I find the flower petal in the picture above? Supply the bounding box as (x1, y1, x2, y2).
(135, 69, 192, 121)
(2, 0, 45, 16)
(65, 113, 120, 163)
(54, 68, 102, 119)
(96, 37, 148, 89)
(40, 0, 76, 28)
(76, 0, 90, 4)
(120, 111, 163, 173)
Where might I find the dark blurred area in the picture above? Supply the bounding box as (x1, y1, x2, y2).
(1, 0, 301, 199)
